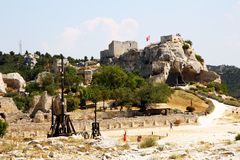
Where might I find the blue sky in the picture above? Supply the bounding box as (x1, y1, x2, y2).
(0, 0, 240, 67)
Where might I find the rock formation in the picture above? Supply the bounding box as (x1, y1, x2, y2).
(36, 71, 51, 87)
(2, 73, 26, 92)
(100, 34, 220, 85)
(29, 91, 52, 118)
(0, 73, 6, 93)
(0, 97, 20, 114)
(33, 110, 45, 123)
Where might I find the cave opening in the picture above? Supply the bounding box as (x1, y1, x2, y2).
(166, 71, 185, 86)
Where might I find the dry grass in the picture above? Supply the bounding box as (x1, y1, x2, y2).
(140, 137, 157, 148)
(117, 135, 160, 142)
(169, 153, 185, 159)
(168, 90, 208, 112)
(0, 141, 17, 153)
(58, 137, 83, 145)
(117, 143, 130, 150)
(196, 141, 214, 152)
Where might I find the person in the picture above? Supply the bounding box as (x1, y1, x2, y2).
(169, 122, 173, 130)
(123, 130, 127, 141)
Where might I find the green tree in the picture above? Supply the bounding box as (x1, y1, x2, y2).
(92, 65, 129, 90)
(135, 83, 173, 111)
(64, 66, 82, 90)
(112, 87, 134, 108)
(84, 56, 88, 62)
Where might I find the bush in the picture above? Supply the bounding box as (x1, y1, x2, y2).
(0, 120, 8, 137)
(182, 43, 190, 50)
(184, 40, 193, 46)
(195, 54, 204, 64)
(186, 106, 195, 112)
(156, 145, 164, 151)
(235, 134, 240, 141)
(66, 96, 79, 112)
(4, 92, 17, 97)
(140, 137, 157, 148)
(13, 96, 32, 112)
(223, 99, 240, 107)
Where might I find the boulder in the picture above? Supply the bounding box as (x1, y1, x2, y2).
(29, 91, 52, 118)
(0, 73, 6, 93)
(34, 110, 45, 123)
(2, 73, 26, 92)
(0, 97, 20, 113)
(197, 70, 221, 83)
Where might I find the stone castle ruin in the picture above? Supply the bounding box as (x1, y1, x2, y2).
(100, 34, 220, 85)
(100, 40, 138, 64)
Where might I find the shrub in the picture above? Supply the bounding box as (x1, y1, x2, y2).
(186, 106, 195, 112)
(195, 54, 204, 64)
(0, 120, 8, 137)
(223, 99, 240, 107)
(184, 40, 193, 46)
(13, 96, 32, 112)
(169, 153, 180, 159)
(4, 92, 17, 97)
(66, 96, 79, 112)
(182, 43, 190, 50)
(140, 137, 157, 148)
(156, 145, 164, 151)
(235, 134, 240, 141)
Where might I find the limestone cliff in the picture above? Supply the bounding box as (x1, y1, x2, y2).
(100, 34, 220, 85)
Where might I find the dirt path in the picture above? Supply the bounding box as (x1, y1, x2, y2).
(102, 98, 240, 145)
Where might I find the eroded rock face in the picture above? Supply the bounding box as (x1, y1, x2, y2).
(29, 91, 52, 118)
(0, 73, 6, 93)
(2, 73, 26, 92)
(101, 36, 220, 85)
(0, 97, 20, 114)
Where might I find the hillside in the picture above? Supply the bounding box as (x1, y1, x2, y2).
(167, 90, 208, 112)
(208, 65, 240, 98)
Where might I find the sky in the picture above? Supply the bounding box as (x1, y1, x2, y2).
(0, 0, 240, 67)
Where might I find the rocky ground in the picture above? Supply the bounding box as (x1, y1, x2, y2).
(0, 99, 240, 160)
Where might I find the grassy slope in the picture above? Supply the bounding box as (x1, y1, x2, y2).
(167, 90, 208, 112)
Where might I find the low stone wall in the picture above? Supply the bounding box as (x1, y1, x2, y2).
(6, 114, 197, 139)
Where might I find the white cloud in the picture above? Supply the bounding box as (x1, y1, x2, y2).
(58, 27, 81, 50)
(42, 17, 139, 58)
(83, 17, 139, 40)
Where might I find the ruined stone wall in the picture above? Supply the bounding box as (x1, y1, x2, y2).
(6, 114, 197, 139)
(161, 35, 183, 43)
(109, 41, 138, 58)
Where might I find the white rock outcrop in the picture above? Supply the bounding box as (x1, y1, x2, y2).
(0, 97, 20, 113)
(0, 73, 6, 93)
(29, 91, 52, 118)
(100, 35, 220, 85)
(2, 73, 26, 92)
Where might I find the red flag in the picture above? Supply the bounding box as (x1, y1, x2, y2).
(146, 35, 150, 42)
